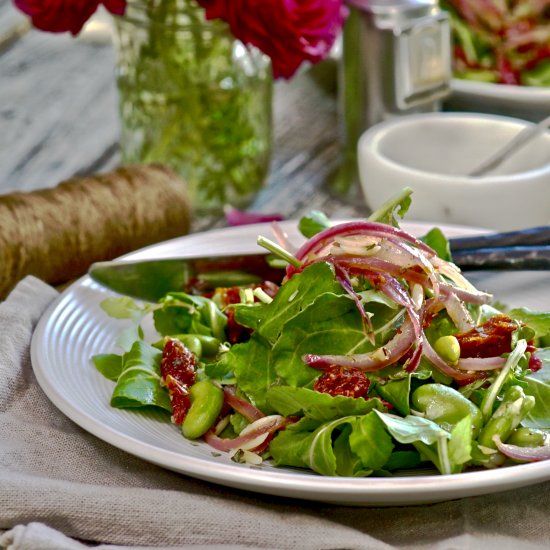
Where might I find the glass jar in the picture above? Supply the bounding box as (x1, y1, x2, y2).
(113, 0, 273, 214)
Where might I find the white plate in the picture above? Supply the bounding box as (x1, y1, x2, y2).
(31, 221, 550, 506)
(448, 79, 550, 121)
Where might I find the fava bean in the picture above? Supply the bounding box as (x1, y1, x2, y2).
(508, 426, 548, 448)
(433, 335, 460, 364)
(182, 380, 224, 440)
(153, 334, 221, 359)
(195, 335, 221, 356)
(477, 386, 535, 449)
(411, 383, 483, 436)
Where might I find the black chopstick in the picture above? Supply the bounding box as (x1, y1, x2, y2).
(449, 226, 550, 251)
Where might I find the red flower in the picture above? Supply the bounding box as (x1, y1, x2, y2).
(196, 0, 346, 79)
(13, 0, 125, 35)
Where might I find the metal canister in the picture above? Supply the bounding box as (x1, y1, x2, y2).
(334, 0, 452, 196)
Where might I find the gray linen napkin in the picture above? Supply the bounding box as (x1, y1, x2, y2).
(1, 276, 550, 550)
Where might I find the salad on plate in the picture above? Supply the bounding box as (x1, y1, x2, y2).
(92, 192, 550, 477)
(442, 0, 550, 86)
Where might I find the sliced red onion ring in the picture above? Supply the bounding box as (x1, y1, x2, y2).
(493, 435, 550, 462)
(432, 256, 479, 292)
(371, 271, 422, 340)
(333, 262, 375, 343)
(457, 356, 507, 371)
(304, 315, 416, 371)
(443, 290, 475, 332)
(223, 386, 265, 422)
(404, 341, 423, 373)
(288, 221, 435, 276)
(204, 415, 289, 452)
(439, 282, 492, 305)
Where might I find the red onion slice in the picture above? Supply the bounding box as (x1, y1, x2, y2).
(288, 221, 435, 276)
(494, 435, 550, 462)
(372, 272, 422, 340)
(223, 386, 265, 422)
(457, 356, 507, 371)
(204, 415, 289, 452)
(333, 262, 375, 343)
(439, 282, 492, 305)
(304, 315, 416, 371)
(442, 290, 475, 332)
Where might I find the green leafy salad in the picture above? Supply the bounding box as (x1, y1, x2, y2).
(442, 0, 550, 86)
(93, 192, 550, 477)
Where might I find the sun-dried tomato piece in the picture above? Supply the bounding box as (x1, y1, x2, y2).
(164, 374, 191, 425)
(455, 314, 518, 358)
(161, 338, 197, 424)
(161, 338, 196, 386)
(313, 365, 370, 398)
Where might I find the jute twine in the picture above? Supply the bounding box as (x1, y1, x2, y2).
(0, 164, 192, 298)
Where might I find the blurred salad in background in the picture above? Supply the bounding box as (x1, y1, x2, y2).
(441, 0, 550, 86)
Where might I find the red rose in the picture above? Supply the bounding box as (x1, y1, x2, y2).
(197, 0, 346, 79)
(13, 0, 126, 35)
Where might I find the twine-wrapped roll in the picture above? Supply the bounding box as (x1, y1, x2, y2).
(0, 164, 192, 298)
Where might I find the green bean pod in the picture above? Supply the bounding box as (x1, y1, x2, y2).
(182, 380, 224, 440)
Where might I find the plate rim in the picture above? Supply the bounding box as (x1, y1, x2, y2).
(451, 78, 550, 103)
(30, 220, 550, 506)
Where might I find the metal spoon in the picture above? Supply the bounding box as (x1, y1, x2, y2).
(468, 113, 550, 177)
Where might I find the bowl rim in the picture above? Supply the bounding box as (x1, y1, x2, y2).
(357, 112, 550, 185)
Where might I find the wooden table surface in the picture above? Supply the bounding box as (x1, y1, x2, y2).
(0, 1, 368, 238)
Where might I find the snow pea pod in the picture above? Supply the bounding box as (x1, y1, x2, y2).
(411, 383, 483, 437)
(182, 380, 224, 440)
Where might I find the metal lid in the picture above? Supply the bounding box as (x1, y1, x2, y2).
(346, 0, 439, 27)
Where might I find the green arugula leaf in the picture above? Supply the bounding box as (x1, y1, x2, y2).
(272, 293, 372, 387)
(524, 352, 550, 429)
(333, 424, 373, 477)
(110, 341, 171, 412)
(298, 210, 331, 238)
(349, 412, 394, 470)
(383, 451, 422, 471)
(374, 410, 450, 445)
(508, 309, 550, 339)
(266, 386, 386, 421)
(100, 296, 154, 322)
(448, 415, 472, 472)
(367, 187, 413, 227)
(226, 335, 277, 413)
(421, 227, 451, 261)
(269, 418, 323, 470)
(92, 353, 123, 381)
(270, 412, 392, 476)
(374, 375, 411, 416)
(153, 292, 227, 341)
(235, 262, 343, 343)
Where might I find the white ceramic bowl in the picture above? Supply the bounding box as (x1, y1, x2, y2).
(357, 112, 550, 231)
